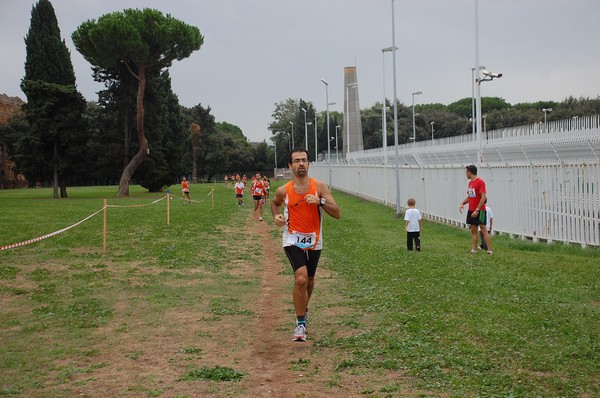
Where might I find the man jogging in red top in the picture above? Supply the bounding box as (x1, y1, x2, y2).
(251, 172, 265, 221)
(459, 164, 492, 254)
(181, 177, 191, 204)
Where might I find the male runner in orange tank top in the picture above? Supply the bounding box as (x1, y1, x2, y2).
(271, 148, 341, 341)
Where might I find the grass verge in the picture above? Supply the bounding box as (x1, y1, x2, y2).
(1, 183, 599, 397)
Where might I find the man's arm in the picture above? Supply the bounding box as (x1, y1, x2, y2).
(271, 185, 287, 226)
(459, 197, 469, 213)
(316, 181, 341, 219)
(473, 192, 487, 214)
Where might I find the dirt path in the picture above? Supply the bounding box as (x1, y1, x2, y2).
(61, 209, 415, 398)
(240, 212, 307, 397)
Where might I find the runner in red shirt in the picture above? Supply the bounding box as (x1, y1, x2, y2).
(459, 164, 492, 254)
(234, 179, 245, 207)
(181, 177, 191, 205)
(251, 172, 265, 221)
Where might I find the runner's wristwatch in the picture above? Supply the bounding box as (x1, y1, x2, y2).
(319, 197, 326, 206)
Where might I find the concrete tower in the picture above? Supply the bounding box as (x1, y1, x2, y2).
(343, 66, 363, 158)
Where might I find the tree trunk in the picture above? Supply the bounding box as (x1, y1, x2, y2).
(53, 141, 59, 199)
(118, 147, 147, 197)
(117, 63, 148, 197)
(123, 107, 130, 171)
(60, 177, 68, 198)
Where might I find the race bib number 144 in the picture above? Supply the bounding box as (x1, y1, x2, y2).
(288, 231, 317, 249)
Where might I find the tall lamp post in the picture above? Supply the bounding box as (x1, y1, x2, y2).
(471, 65, 485, 140)
(335, 125, 341, 161)
(542, 108, 552, 133)
(320, 79, 332, 189)
(272, 137, 277, 176)
(483, 114, 487, 142)
(289, 121, 294, 150)
(381, 47, 398, 169)
(314, 114, 318, 161)
(391, 0, 401, 215)
(411, 91, 422, 149)
(285, 132, 291, 151)
(475, 69, 502, 160)
(474, 0, 502, 164)
(430, 122, 435, 143)
(301, 108, 309, 150)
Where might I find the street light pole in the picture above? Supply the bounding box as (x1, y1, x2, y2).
(382, 47, 396, 169)
(411, 91, 422, 150)
(471, 65, 485, 141)
(320, 79, 332, 189)
(301, 108, 308, 150)
(483, 114, 487, 136)
(542, 108, 552, 133)
(273, 137, 277, 175)
(335, 125, 341, 161)
(431, 122, 435, 143)
(391, 0, 401, 215)
(289, 121, 294, 150)
(314, 114, 318, 161)
(474, 0, 481, 155)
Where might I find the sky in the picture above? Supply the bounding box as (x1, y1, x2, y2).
(1, 0, 599, 142)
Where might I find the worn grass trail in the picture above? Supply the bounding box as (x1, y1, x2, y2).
(0, 183, 599, 397)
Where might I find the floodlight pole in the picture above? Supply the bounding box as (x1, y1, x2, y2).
(391, 0, 401, 216)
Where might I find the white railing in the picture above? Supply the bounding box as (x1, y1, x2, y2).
(312, 115, 600, 247)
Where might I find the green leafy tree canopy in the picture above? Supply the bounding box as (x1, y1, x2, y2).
(72, 8, 203, 196)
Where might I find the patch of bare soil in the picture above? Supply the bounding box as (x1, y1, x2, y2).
(52, 210, 418, 398)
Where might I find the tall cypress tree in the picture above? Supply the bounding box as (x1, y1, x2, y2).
(19, 0, 86, 198)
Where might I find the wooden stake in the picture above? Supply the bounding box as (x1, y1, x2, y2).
(103, 199, 107, 255)
(167, 193, 171, 225)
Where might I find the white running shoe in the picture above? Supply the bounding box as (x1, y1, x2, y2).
(293, 324, 306, 342)
(470, 249, 477, 254)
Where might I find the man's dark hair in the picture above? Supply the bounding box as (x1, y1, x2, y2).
(289, 147, 310, 164)
(466, 164, 477, 175)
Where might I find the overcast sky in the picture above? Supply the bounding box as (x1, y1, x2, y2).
(1, 0, 599, 142)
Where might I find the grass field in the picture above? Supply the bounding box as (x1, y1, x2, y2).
(1, 183, 599, 397)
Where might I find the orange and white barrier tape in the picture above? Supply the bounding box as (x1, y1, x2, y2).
(176, 189, 214, 204)
(106, 195, 168, 208)
(0, 207, 105, 252)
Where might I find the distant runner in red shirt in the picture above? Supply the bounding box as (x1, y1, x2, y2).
(459, 164, 492, 254)
(234, 179, 245, 207)
(181, 177, 191, 205)
(251, 172, 265, 221)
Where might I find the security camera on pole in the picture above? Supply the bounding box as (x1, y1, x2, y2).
(475, 69, 502, 163)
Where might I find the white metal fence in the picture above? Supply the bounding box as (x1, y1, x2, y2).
(311, 115, 600, 247)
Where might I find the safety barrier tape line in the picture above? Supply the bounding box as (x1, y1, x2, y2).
(177, 189, 214, 205)
(106, 195, 168, 208)
(0, 207, 105, 252)
(1, 190, 215, 252)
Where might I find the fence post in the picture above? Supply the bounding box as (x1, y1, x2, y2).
(103, 199, 107, 255)
(167, 193, 171, 225)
